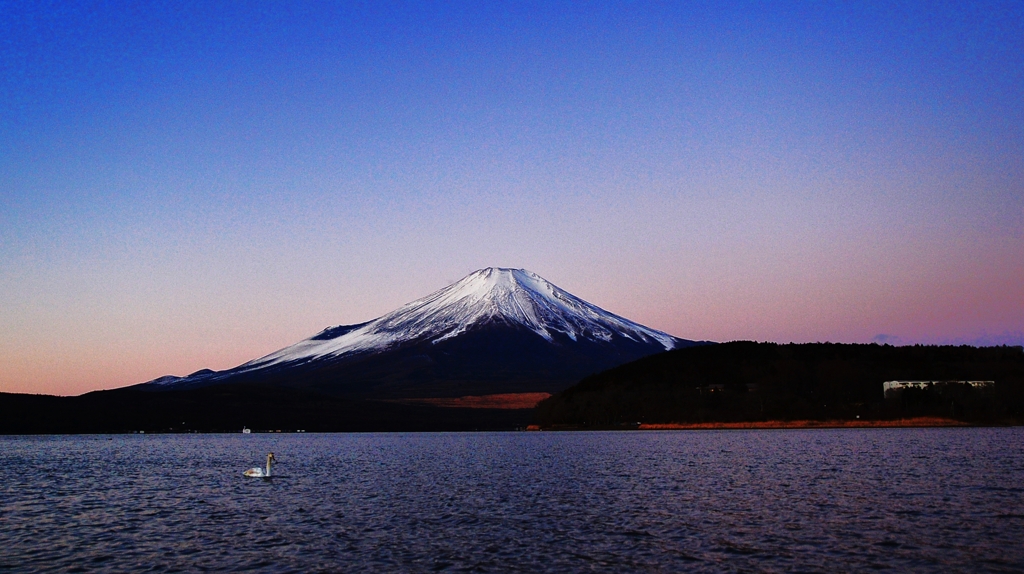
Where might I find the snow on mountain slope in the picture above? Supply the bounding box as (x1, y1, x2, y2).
(238, 267, 679, 370)
(140, 267, 687, 390)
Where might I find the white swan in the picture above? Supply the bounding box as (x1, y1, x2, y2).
(244, 452, 276, 477)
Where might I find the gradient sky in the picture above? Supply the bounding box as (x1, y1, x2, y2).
(2, 1, 1022, 395)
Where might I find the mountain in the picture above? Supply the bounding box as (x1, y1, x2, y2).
(137, 267, 699, 399)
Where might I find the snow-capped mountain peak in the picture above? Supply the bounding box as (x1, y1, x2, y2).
(240, 267, 679, 370)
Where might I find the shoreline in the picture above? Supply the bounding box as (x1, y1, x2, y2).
(528, 417, 984, 431)
(639, 417, 970, 429)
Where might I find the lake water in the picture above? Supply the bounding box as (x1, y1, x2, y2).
(2, 429, 1023, 572)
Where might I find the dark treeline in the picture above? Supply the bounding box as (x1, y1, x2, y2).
(534, 342, 1024, 427)
(6, 343, 1023, 433)
(0, 385, 532, 434)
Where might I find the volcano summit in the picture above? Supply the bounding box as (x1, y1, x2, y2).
(138, 268, 698, 399)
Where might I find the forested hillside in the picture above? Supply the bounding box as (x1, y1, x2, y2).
(534, 343, 1024, 427)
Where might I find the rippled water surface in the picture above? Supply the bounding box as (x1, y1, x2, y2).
(3, 429, 1023, 572)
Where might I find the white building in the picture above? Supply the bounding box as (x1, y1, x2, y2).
(883, 380, 994, 399)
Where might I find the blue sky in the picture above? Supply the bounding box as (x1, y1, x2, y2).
(2, 1, 1022, 394)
